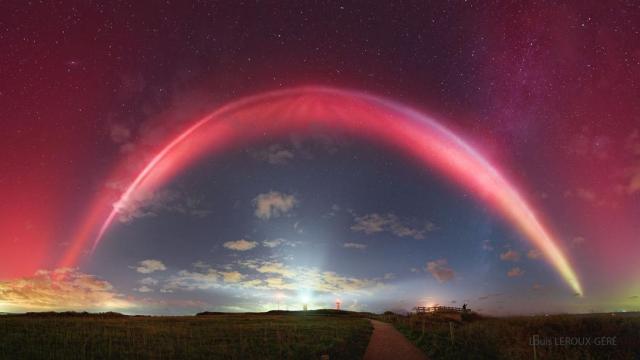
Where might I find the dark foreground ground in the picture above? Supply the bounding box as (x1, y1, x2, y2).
(390, 312, 640, 360)
(2, 310, 640, 359)
(0, 310, 372, 360)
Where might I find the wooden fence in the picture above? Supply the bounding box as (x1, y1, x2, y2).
(415, 306, 469, 314)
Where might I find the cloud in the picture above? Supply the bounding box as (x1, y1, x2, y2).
(426, 259, 455, 283)
(114, 188, 211, 223)
(192, 261, 209, 269)
(262, 239, 285, 248)
(134, 277, 159, 292)
(134, 259, 167, 274)
(262, 238, 297, 248)
(160, 260, 386, 296)
(105, 120, 137, 154)
(532, 283, 544, 291)
(0, 268, 135, 311)
(351, 213, 434, 240)
(351, 213, 386, 234)
(264, 277, 295, 290)
(482, 240, 494, 251)
(139, 277, 159, 286)
(527, 249, 542, 260)
(245, 261, 386, 294)
(163, 269, 219, 291)
(251, 261, 296, 278)
(239, 279, 263, 288)
(507, 267, 525, 277)
(135, 285, 154, 293)
(254, 191, 298, 220)
(325, 204, 341, 218)
(223, 239, 258, 251)
(114, 189, 174, 222)
(500, 250, 521, 262)
(343, 242, 367, 250)
(220, 271, 245, 283)
(1, 268, 206, 313)
(575, 188, 596, 202)
(627, 171, 640, 194)
(110, 123, 131, 143)
(307, 270, 385, 294)
(251, 144, 295, 165)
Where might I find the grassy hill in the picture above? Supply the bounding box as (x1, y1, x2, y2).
(0, 311, 372, 359)
(389, 312, 640, 359)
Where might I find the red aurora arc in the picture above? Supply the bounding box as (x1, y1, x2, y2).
(59, 86, 582, 295)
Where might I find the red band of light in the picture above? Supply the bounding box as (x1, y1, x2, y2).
(60, 86, 582, 295)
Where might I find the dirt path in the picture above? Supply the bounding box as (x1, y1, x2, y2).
(363, 319, 428, 360)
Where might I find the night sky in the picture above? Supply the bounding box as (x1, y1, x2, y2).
(1, 1, 639, 315)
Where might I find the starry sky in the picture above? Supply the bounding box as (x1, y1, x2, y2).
(1, 1, 639, 315)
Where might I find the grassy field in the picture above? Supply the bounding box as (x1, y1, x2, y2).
(390, 312, 640, 360)
(0, 311, 372, 359)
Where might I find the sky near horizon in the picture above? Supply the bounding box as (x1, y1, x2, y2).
(1, 1, 639, 315)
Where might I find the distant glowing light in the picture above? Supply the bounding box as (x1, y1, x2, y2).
(298, 289, 314, 309)
(274, 292, 286, 310)
(62, 86, 582, 296)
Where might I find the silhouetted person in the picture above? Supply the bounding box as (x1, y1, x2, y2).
(462, 303, 467, 312)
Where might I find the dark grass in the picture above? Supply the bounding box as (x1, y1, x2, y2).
(0, 312, 373, 360)
(390, 312, 640, 360)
